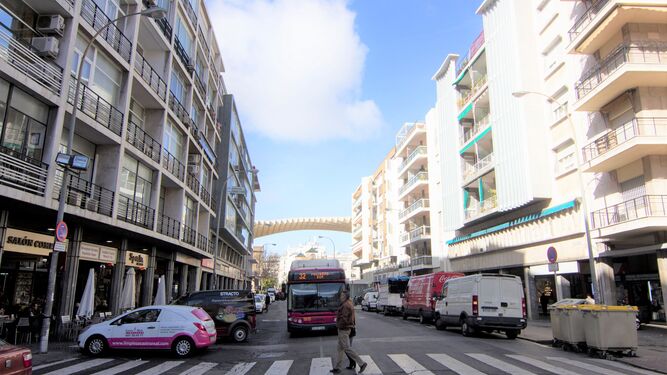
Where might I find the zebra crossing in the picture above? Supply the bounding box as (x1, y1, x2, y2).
(32, 352, 660, 375)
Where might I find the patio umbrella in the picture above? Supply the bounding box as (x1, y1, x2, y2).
(119, 267, 136, 311)
(76, 268, 95, 319)
(154, 275, 166, 305)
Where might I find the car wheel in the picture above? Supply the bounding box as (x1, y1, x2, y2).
(172, 337, 194, 357)
(461, 320, 472, 337)
(506, 330, 519, 340)
(402, 311, 408, 320)
(419, 312, 427, 324)
(84, 335, 107, 356)
(231, 325, 249, 343)
(435, 317, 446, 331)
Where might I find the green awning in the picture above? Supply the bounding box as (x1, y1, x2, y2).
(457, 102, 473, 121)
(459, 126, 492, 154)
(453, 70, 466, 86)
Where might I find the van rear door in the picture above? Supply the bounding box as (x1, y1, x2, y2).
(499, 277, 523, 318)
(478, 276, 501, 317)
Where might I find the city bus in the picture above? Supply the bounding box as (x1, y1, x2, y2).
(287, 259, 346, 334)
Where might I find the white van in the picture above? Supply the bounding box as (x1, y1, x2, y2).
(434, 274, 527, 339)
(361, 291, 378, 312)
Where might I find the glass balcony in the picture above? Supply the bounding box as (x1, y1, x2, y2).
(134, 52, 167, 101)
(126, 121, 162, 163)
(157, 213, 180, 239)
(0, 146, 48, 196)
(80, 0, 132, 62)
(117, 195, 155, 229)
(68, 79, 123, 136)
(399, 199, 429, 220)
(398, 171, 428, 196)
(54, 173, 114, 217)
(464, 195, 498, 221)
(398, 146, 427, 173)
(591, 195, 667, 229)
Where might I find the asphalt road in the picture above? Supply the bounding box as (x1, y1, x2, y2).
(33, 301, 662, 374)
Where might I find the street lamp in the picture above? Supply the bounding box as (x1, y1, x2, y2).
(318, 235, 336, 260)
(39, 5, 167, 354)
(512, 90, 600, 302)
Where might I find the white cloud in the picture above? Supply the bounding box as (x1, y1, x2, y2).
(208, 0, 383, 142)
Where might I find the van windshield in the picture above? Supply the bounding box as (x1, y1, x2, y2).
(288, 283, 344, 312)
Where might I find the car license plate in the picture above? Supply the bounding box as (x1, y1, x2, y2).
(312, 326, 325, 331)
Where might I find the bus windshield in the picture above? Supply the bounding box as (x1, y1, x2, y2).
(288, 282, 344, 312)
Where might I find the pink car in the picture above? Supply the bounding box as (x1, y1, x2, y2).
(78, 305, 216, 357)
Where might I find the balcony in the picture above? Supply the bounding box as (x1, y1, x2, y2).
(0, 146, 48, 196)
(194, 70, 206, 99)
(157, 213, 180, 239)
(398, 146, 427, 174)
(399, 255, 435, 271)
(117, 195, 155, 229)
(182, 224, 196, 246)
(186, 172, 201, 195)
(174, 36, 193, 72)
(582, 117, 667, 172)
(80, 0, 132, 62)
(464, 195, 498, 222)
(168, 91, 196, 130)
(400, 226, 431, 245)
(457, 75, 488, 110)
(55, 173, 114, 217)
(398, 171, 428, 197)
(197, 233, 213, 254)
(200, 186, 211, 207)
(126, 121, 162, 164)
(68, 79, 123, 136)
(134, 52, 167, 101)
(198, 27, 211, 60)
(399, 199, 429, 221)
(142, 0, 172, 41)
(568, 0, 610, 44)
(161, 148, 185, 181)
(591, 195, 667, 238)
(456, 31, 485, 77)
(181, 0, 198, 27)
(462, 153, 494, 183)
(460, 116, 491, 146)
(395, 123, 426, 153)
(574, 43, 667, 111)
(0, 27, 63, 96)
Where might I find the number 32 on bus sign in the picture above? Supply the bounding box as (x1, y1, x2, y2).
(298, 272, 326, 280)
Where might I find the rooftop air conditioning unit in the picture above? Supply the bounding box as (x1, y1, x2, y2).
(31, 37, 60, 59)
(36, 15, 65, 37)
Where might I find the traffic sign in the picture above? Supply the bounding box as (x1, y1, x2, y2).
(548, 263, 559, 272)
(56, 221, 68, 242)
(547, 246, 558, 264)
(53, 241, 66, 252)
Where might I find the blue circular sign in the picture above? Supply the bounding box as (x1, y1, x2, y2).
(56, 221, 68, 242)
(547, 246, 558, 264)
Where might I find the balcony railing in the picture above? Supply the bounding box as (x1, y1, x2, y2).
(182, 224, 197, 246)
(80, 0, 132, 62)
(457, 75, 488, 110)
(197, 233, 213, 254)
(0, 27, 63, 96)
(396, 123, 425, 151)
(117, 195, 155, 229)
(399, 171, 428, 195)
(126, 121, 162, 163)
(456, 31, 485, 77)
(0, 146, 48, 196)
(568, 0, 610, 41)
(399, 146, 427, 172)
(161, 148, 185, 181)
(68, 79, 123, 136)
(134, 52, 167, 101)
(182, 0, 198, 27)
(174, 36, 193, 71)
(194, 70, 206, 98)
(157, 214, 180, 239)
(575, 43, 667, 100)
(399, 199, 429, 219)
(198, 27, 211, 60)
(460, 115, 490, 146)
(463, 153, 494, 181)
(168, 91, 196, 129)
(400, 226, 431, 244)
(142, 0, 172, 41)
(582, 118, 667, 162)
(200, 186, 211, 207)
(591, 195, 667, 229)
(186, 172, 201, 195)
(465, 195, 498, 221)
(54, 173, 114, 217)
(400, 255, 434, 269)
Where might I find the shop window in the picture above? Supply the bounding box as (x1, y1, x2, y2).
(0, 86, 49, 160)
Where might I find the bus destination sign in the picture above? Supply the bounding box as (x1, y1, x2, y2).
(288, 270, 345, 282)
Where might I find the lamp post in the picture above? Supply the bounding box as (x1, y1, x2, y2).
(40, 6, 167, 353)
(318, 235, 336, 260)
(512, 90, 600, 302)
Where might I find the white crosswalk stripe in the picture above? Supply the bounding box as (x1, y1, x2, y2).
(225, 362, 256, 375)
(42, 358, 115, 375)
(134, 361, 184, 375)
(180, 362, 218, 375)
(591, 359, 662, 375)
(264, 360, 293, 375)
(428, 353, 486, 375)
(506, 354, 579, 375)
(94, 360, 147, 375)
(358, 355, 382, 375)
(32, 358, 77, 371)
(466, 353, 536, 375)
(388, 354, 434, 375)
(548, 357, 628, 375)
(309, 357, 332, 375)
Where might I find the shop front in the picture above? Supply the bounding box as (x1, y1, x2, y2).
(125, 250, 149, 308)
(609, 253, 665, 323)
(74, 242, 117, 315)
(201, 258, 214, 290)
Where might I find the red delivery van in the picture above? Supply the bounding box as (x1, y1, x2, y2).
(402, 272, 464, 323)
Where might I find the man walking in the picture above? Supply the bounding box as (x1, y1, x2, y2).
(331, 290, 366, 373)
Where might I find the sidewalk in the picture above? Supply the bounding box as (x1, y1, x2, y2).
(520, 319, 667, 374)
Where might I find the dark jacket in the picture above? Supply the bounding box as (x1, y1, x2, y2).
(336, 299, 355, 330)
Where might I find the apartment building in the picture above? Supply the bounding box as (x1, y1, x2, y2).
(0, 0, 257, 319)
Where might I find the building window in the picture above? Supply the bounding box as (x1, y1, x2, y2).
(175, 16, 193, 56)
(129, 99, 145, 128)
(554, 142, 576, 175)
(163, 121, 184, 158)
(0, 83, 49, 161)
(542, 35, 563, 72)
(183, 195, 196, 228)
(71, 35, 122, 105)
(120, 154, 153, 205)
(170, 70, 186, 102)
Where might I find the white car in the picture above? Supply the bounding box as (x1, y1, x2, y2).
(255, 294, 267, 313)
(268, 292, 276, 303)
(78, 305, 216, 357)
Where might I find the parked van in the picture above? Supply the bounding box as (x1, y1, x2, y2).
(402, 272, 464, 323)
(434, 274, 527, 339)
(377, 276, 409, 315)
(361, 291, 378, 311)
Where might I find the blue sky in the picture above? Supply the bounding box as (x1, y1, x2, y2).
(207, 1, 482, 255)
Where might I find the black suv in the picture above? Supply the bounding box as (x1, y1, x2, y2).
(174, 290, 256, 343)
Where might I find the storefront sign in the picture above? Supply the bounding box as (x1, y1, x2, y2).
(176, 253, 200, 267)
(126, 251, 148, 268)
(3, 228, 63, 256)
(202, 258, 214, 270)
(80, 242, 117, 264)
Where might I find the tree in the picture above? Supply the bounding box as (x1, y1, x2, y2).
(258, 253, 280, 290)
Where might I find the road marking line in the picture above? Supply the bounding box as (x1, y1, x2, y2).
(93, 360, 147, 375)
(310, 357, 332, 375)
(180, 362, 219, 375)
(42, 358, 114, 375)
(225, 362, 256, 375)
(506, 355, 579, 375)
(428, 353, 486, 375)
(264, 360, 293, 375)
(466, 353, 535, 375)
(388, 354, 434, 375)
(548, 357, 627, 375)
(135, 361, 184, 375)
(32, 358, 77, 371)
(261, 319, 281, 322)
(358, 355, 382, 375)
(591, 359, 662, 375)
